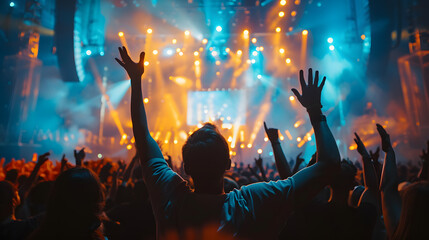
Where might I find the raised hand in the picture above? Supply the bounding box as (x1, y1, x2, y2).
(115, 46, 145, 79)
(60, 154, 68, 172)
(74, 148, 85, 166)
(254, 155, 263, 169)
(291, 68, 326, 110)
(354, 133, 370, 158)
(264, 122, 279, 143)
(370, 147, 380, 162)
(37, 152, 50, 166)
(296, 152, 304, 165)
(420, 140, 429, 162)
(376, 124, 392, 152)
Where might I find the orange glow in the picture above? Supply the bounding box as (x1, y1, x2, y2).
(202, 38, 208, 44)
(302, 30, 308, 35)
(257, 149, 263, 154)
(147, 28, 152, 34)
(276, 27, 281, 33)
(184, 30, 190, 36)
(279, 48, 285, 54)
(289, 96, 295, 101)
(126, 144, 132, 150)
(291, 11, 297, 17)
(279, 11, 285, 17)
(280, 0, 286, 6)
(286, 58, 291, 64)
(143, 98, 149, 103)
(152, 50, 158, 55)
(361, 34, 366, 40)
(118, 31, 124, 37)
(252, 38, 257, 43)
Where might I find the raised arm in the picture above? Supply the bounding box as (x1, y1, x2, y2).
(418, 140, 429, 181)
(19, 152, 49, 198)
(115, 46, 163, 163)
(289, 69, 341, 207)
(377, 124, 401, 239)
(74, 148, 85, 167)
(264, 122, 292, 179)
(292, 153, 305, 175)
(354, 133, 379, 206)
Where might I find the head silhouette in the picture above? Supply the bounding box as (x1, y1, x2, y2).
(30, 167, 104, 240)
(0, 181, 20, 221)
(182, 123, 231, 190)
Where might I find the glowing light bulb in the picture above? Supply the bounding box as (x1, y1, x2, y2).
(257, 149, 263, 154)
(153, 50, 158, 55)
(143, 98, 149, 103)
(279, 48, 285, 54)
(194, 60, 200, 66)
(286, 58, 291, 64)
(194, 51, 199, 56)
(147, 28, 153, 34)
(251, 38, 257, 43)
(329, 45, 335, 51)
(327, 37, 333, 43)
(118, 31, 124, 37)
(280, 0, 286, 6)
(202, 38, 208, 44)
(184, 30, 190, 36)
(302, 30, 308, 35)
(237, 50, 242, 55)
(289, 95, 295, 101)
(144, 61, 149, 66)
(276, 27, 281, 33)
(279, 11, 285, 17)
(216, 26, 222, 32)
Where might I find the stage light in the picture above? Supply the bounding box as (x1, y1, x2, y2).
(184, 30, 190, 36)
(252, 51, 258, 56)
(172, 39, 177, 44)
(166, 49, 173, 55)
(361, 34, 366, 40)
(257, 149, 263, 154)
(211, 51, 218, 57)
(225, 48, 230, 53)
(97, 154, 103, 159)
(276, 27, 281, 33)
(240, 144, 245, 149)
(280, 135, 285, 141)
(174, 140, 178, 144)
(327, 37, 333, 43)
(251, 59, 256, 64)
(289, 96, 295, 101)
(237, 50, 242, 55)
(280, 0, 286, 6)
(264, 137, 269, 142)
(10, 2, 15, 7)
(246, 59, 251, 64)
(243, 30, 249, 35)
(144, 61, 149, 66)
(295, 0, 300, 4)
(126, 144, 132, 150)
(286, 58, 291, 64)
(246, 143, 252, 148)
(202, 38, 208, 44)
(194, 60, 200, 66)
(176, 48, 181, 53)
(279, 11, 285, 17)
(291, 11, 297, 17)
(122, 134, 127, 139)
(228, 136, 233, 142)
(216, 26, 222, 32)
(86, 50, 92, 56)
(251, 38, 257, 43)
(143, 98, 149, 103)
(193, 51, 199, 56)
(307, 136, 312, 141)
(100, 51, 104, 56)
(179, 52, 184, 56)
(297, 137, 302, 142)
(215, 61, 221, 65)
(302, 29, 308, 35)
(259, 46, 264, 51)
(279, 48, 285, 54)
(257, 74, 262, 79)
(152, 50, 158, 55)
(118, 31, 124, 37)
(147, 28, 153, 34)
(329, 45, 335, 51)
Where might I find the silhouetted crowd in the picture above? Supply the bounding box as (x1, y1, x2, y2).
(1, 47, 428, 239)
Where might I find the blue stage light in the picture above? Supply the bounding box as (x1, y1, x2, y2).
(216, 26, 222, 32)
(100, 51, 105, 56)
(9, 2, 15, 7)
(329, 45, 335, 51)
(327, 37, 333, 43)
(86, 50, 92, 56)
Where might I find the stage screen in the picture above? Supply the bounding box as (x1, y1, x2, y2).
(187, 90, 246, 126)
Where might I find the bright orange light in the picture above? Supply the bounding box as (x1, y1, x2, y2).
(279, 135, 285, 141)
(259, 46, 264, 51)
(251, 38, 257, 43)
(152, 50, 158, 55)
(147, 28, 153, 34)
(243, 30, 249, 35)
(289, 95, 295, 101)
(361, 34, 366, 40)
(215, 61, 221, 65)
(349, 145, 357, 150)
(302, 29, 308, 35)
(172, 39, 177, 44)
(122, 134, 127, 140)
(174, 139, 178, 144)
(294, 0, 300, 5)
(247, 143, 252, 148)
(194, 60, 200, 66)
(240, 143, 245, 149)
(297, 137, 302, 142)
(143, 98, 149, 103)
(184, 30, 190, 36)
(118, 31, 124, 37)
(126, 144, 132, 150)
(237, 50, 242, 55)
(144, 61, 149, 66)
(225, 48, 230, 53)
(276, 27, 281, 33)
(202, 38, 208, 44)
(286, 58, 291, 64)
(194, 51, 199, 56)
(279, 48, 285, 54)
(291, 11, 297, 17)
(257, 149, 263, 154)
(264, 137, 269, 142)
(279, 11, 285, 17)
(176, 48, 181, 53)
(280, 0, 286, 6)
(179, 52, 183, 56)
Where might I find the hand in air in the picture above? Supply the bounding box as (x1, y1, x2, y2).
(354, 133, 370, 158)
(74, 148, 85, 166)
(37, 152, 50, 166)
(115, 46, 145, 79)
(296, 152, 305, 165)
(264, 122, 279, 143)
(291, 68, 326, 110)
(369, 147, 380, 162)
(376, 124, 392, 152)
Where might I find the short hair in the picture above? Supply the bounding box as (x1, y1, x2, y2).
(182, 123, 230, 178)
